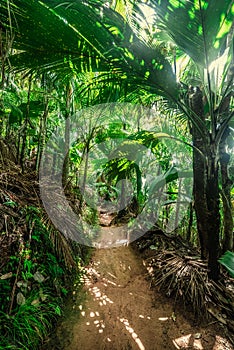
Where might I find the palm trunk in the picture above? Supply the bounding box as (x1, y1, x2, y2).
(120, 178, 126, 210)
(81, 143, 90, 196)
(62, 82, 73, 188)
(62, 116, 70, 188)
(186, 201, 194, 243)
(0, 28, 6, 89)
(189, 86, 209, 259)
(207, 155, 220, 280)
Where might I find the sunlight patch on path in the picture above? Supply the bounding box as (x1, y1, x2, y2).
(58, 245, 234, 350)
(118, 317, 145, 350)
(93, 226, 129, 248)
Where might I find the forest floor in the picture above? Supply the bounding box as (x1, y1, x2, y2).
(42, 215, 234, 350)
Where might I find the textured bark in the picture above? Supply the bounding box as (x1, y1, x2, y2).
(189, 87, 209, 259)
(207, 156, 220, 281)
(189, 86, 222, 280)
(186, 202, 194, 243)
(0, 28, 6, 89)
(206, 152, 220, 281)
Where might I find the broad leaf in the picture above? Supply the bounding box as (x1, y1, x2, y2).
(149, 0, 234, 68)
(218, 250, 234, 278)
(1, 0, 109, 72)
(1, 0, 177, 97)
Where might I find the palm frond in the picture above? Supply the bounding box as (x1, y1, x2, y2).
(1, 0, 178, 98)
(147, 0, 233, 68)
(1, 0, 110, 73)
(146, 250, 234, 321)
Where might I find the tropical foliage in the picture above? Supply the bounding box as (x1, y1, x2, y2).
(0, 0, 233, 347)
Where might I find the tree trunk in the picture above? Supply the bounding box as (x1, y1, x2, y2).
(207, 155, 220, 281)
(62, 115, 70, 188)
(62, 83, 73, 188)
(81, 141, 90, 196)
(186, 201, 194, 243)
(0, 27, 8, 89)
(189, 86, 209, 259)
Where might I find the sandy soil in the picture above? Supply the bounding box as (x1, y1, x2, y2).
(42, 227, 234, 350)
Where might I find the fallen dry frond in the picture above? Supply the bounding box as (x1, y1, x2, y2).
(132, 228, 234, 336)
(144, 249, 234, 333)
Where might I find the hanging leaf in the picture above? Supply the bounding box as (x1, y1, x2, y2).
(1, 0, 177, 97)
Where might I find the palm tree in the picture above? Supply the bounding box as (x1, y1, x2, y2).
(145, 0, 233, 280)
(1, 0, 233, 280)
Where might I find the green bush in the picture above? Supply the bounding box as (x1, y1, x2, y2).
(0, 205, 83, 350)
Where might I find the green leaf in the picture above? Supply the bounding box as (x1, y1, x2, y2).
(2, 0, 177, 97)
(2, 0, 109, 73)
(3, 200, 17, 207)
(54, 305, 62, 316)
(218, 250, 234, 278)
(150, 0, 233, 68)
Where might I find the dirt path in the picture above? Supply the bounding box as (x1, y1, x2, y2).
(42, 226, 233, 350)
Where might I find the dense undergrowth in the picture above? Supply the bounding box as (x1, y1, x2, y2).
(0, 137, 233, 348)
(0, 147, 90, 350)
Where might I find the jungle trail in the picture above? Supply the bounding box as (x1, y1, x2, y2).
(1, 1, 234, 348)
(0, 139, 234, 350)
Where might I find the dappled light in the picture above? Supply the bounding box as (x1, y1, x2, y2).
(53, 244, 233, 350)
(89, 284, 114, 305)
(0, 0, 233, 349)
(65, 247, 156, 349)
(93, 226, 129, 249)
(118, 317, 145, 350)
(158, 317, 169, 321)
